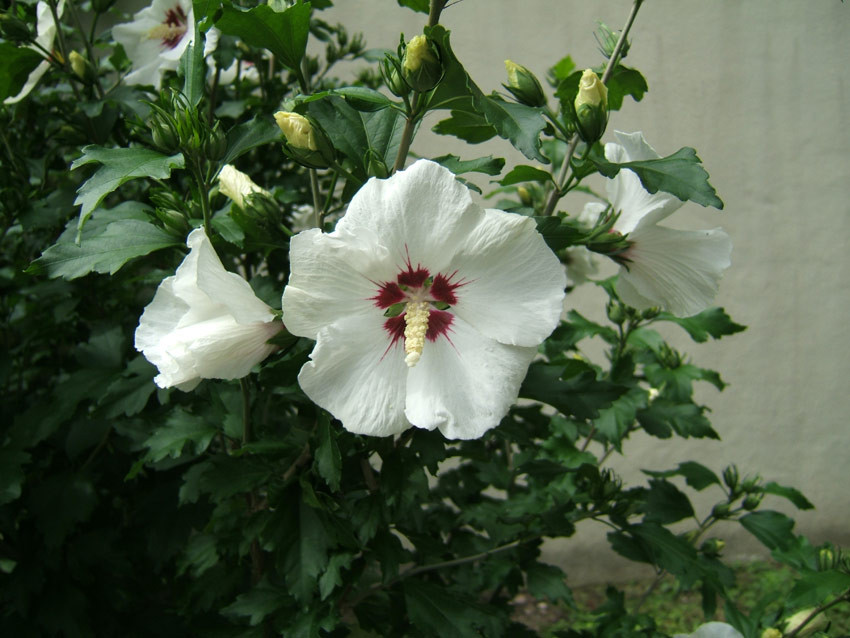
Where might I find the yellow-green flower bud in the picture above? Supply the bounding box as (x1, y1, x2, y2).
(274, 111, 317, 151)
(817, 546, 835, 571)
(516, 186, 532, 207)
(742, 493, 763, 511)
(69, 51, 87, 80)
(574, 69, 609, 143)
(503, 60, 546, 108)
(783, 609, 828, 637)
(699, 538, 725, 558)
(401, 35, 441, 92)
(722, 465, 739, 492)
(760, 629, 782, 638)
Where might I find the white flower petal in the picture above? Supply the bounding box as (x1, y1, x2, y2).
(283, 227, 394, 339)
(405, 316, 537, 440)
(673, 622, 745, 638)
(3, 1, 65, 105)
(339, 160, 479, 274)
(617, 223, 732, 317)
(298, 314, 409, 437)
(448, 208, 565, 346)
(605, 131, 682, 233)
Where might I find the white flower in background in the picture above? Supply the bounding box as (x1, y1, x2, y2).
(218, 164, 269, 210)
(673, 622, 744, 638)
(112, 0, 218, 89)
(564, 201, 603, 287)
(585, 131, 732, 317)
(283, 159, 566, 440)
(4, 1, 65, 105)
(135, 229, 281, 391)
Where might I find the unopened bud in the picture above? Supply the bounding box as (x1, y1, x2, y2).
(274, 111, 317, 151)
(817, 547, 835, 571)
(700, 538, 725, 558)
(742, 493, 763, 511)
(205, 122, 227, 162)
(364, 149, 389, 179)
(156, 208, 190, 234)
(722, 465, 739, 492)
(381, 56, 409, 97)
(574, 69, 608, 144)
(149, 115, 180, 154)
(711, 502, 731, 518)
(606, 300, 626, 325)
(595, 21, 629, 60)
(741, 474, 762, 492)
(760, 629, 782, 638)
(0, 14, 32, 43)
(503, 59, 546, 108)
(782, 609, 828, 637)
(516, 186, 533, 207)
(69, 51, 92, 83)
(218, 164, 269, 211)
(91, 0, 117, 12)
(401, 35, 442, 92)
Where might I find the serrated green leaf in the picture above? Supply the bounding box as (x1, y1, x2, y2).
(222, 116, 282, 165)
(433, 110, 497, 144)
(593, 388, 646, 449)
(178, 24, 206, 106)
(605, 65, 648, 111)
(396, 0, 428, 12)
(0, 43, 43, 101)
(142, 408, 218, 464)
(533, 216, 595, 252)
(499, 164, 554, 186)
(643, 461, 721, 492)
(27, 219, 182, 280)
(222, 585, 287, 626)
(549, 55, 576, 83)
(431, 154, 504, 176)
(315, 414, 341, 491)
(404, 579, 505, 638)
(637, 400, 718, 440)
(788, 570, 850, 608)
(520, 360, 627, 420)
(644, 479, 695, 524)
(477, 95, 547, 162)
(282, 499, 331, 603)
(590, 144, 724, 209)
(70, 146, 184, 233)
(657, 307, 747, 343)
(319, 553, 354, 600)
(216, 2, 311, 71)
(739, 510, 797, 551)
(762, 481, 815, 510)
(526, 563, 573, 604)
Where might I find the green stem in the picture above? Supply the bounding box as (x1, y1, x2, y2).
(193, 159, 213, 237)
(65, 0, 104, 99)
(391, 92, 421, 173)
(541, 0, 644, 217)
(785, 591, 850, 638)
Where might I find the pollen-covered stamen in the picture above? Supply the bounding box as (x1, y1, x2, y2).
(146, 6, 188, 48)
(403, 301, 430, 367)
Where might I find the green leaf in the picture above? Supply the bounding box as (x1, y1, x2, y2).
(431, 154, 505, 176)
(396, 0, 428, 12)
(140, 408, 218, 464)
(605, 65, 648, 111)
(520, 360, 627, 420)
(788, 570, 850, 608)
(637, 400, 718, 439)
(319, 553, 354, 600)
(657, 307, 747, 343)
(739, 510, 797, 551)
(29, 474, 98, 548)
(549, 55, 576, 82)
(533, 216, 595, 252)
(222, 116, 282, 166)
(314, 414, 341, 492)
(433, 110, 496, 144)
(499, 165, 554, 186)
(762, 481, 815, 510)
(330, 86, 393, 111)
(222, 585, 287, 626)
(404, 579, 505, 638)
(178, 23, 206, 106)
(0, 43, 43, 101)
(630, 523, 703, 587)
(526, 563, 573, 604)
(70, 146, 184, 233)
(0, 447, 30, 505)
(643, 461, 722, 492)
(644, 479, 695, 524)
(27, 219, 182, 280)
(216, 2, 311, 71)
(477, 95, 547, 162)
(593, 388, 646, 449)
(282, 498, 331, 603)
(590, 144, 724, 209)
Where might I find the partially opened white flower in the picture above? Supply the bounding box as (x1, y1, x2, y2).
(282, 159, 566, 440)
(4, 1, 65, 105)
(585, 131, 732, 317)
(673, 621, 744, 638)
(135, 229, 281, 391)
(218, 164, 269, 210)
(112, 0, 218, 89)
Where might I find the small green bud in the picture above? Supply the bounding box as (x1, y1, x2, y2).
(91, 0, 117, 12)
(574, 69, 608, 144)
(722, 465, 739, 492)
(401, 34, 442, 92)
(155, 208, 190, 234)
(711, 502, 731, 518)
(742, 493, 763, 511)
(503, 59, 546, 107)
(606, 300, 626, 325)
(204, 122, 227, 162)
(640, 307, 660, 320)
(69, 51, 87, 80)
(699, 538, 725, 558)
(595, 21, 629, 60)
(244, 192, 280, 220)
(364, 149, 389, 179)
(381, 56, 409, 98)
(0, 13, 32, 44)
(516, 186, 533, 207)
(817, 546, 835, 571)
(741, 473, 762, 492)
(149, 115, 180, 154)
(760, 629, 782, 638)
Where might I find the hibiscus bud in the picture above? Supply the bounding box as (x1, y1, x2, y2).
(274, 111, 317, 151)
(0, 13, 32, 43)
(711, 502, 731, 518)
(574, 69, 608, 144)
(503, 59, 546, 108)
(606, 300, 626, 325)
(817, 547, 835, 571)
(760, 629, 782, 638)
(149, 113, 180, 154)
(722, 464, 739, 492)
(204, 122, 227, 162)
(364, 149, 389, 179)
(742, 493, 763, 511)
(218, 164, 270, 211)
(516, 186, 532, 207)
(401, 34, 442, 92)
(699, 538, 725, 558)
(782, 609, 828, 637)
(91, 0, 117, 13)
(155, 207, 190, 234)
(741, 473, 762, 492)
(381, 55, 409, 98)
(68, 51, 96, 84)
(595, 20, 629, 60)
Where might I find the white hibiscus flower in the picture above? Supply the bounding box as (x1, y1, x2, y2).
(282, 159, 566, 440)
(4, 1, 65, 105)
(135, 229, 282, 391)
(673, 621, 744, 638)
(586, 131, 732, 317)
(112, 0, 218, 89)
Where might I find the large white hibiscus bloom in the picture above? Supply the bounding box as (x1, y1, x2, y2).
(673, 622, 744, 638)
(135, 229, 281, 391)
(283, 159, 566, 440)
(4, 1, 65, 105)
(588, 131, 732, 317)
(112, 0, 217, 89)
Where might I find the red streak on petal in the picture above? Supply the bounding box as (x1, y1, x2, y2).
(165, 5, 187, 26)
(397, 265, 431, 288)
(426, 310, 453, 342)
(383, 315, 406, 345)
(371, 282, 405, 309)
(430, 271, 464, 305)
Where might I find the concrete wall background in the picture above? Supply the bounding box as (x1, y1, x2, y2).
(322, 1, 850, 582)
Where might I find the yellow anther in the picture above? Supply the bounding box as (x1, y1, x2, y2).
(146, 24, 186, 43)
(403, 301, 430, 367)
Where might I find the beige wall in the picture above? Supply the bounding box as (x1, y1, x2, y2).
(325, 1, 850, 582)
